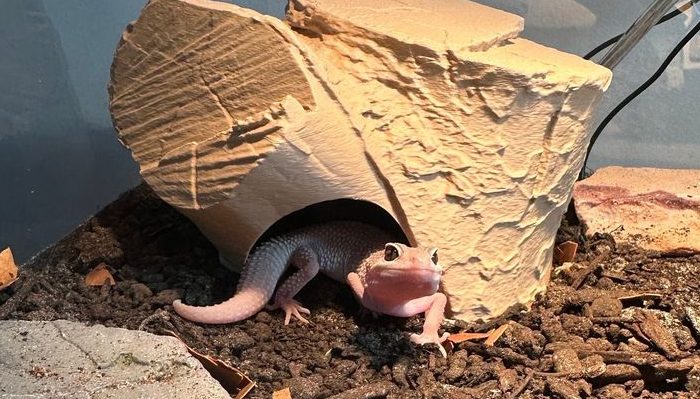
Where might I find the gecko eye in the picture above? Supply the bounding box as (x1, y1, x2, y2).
(431, 249, 439, 265)
(384, 245, 399, 261)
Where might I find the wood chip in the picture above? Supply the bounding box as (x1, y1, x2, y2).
(326, 381, 396, 399)
(447, 329, 494, 344)
(591, 316, 635, 325)
(576, 350, 666, 366)
(166, 330, 256, 399)
(635, 310, 681, 359)
(507, 369, 533, 399)
(484, 324, 509, 347)
(272, 387, 292, 399)
(600, 271, 627, 282)
(592, 364, 642, 384)
(84, 263, 116, 286)
(554, 241, 578, 263)
(685, 307, 700, 338)
(570, 250, 608, 289)
(0, 247, 19, 291)
(456, 341, 539, 368)
(653, 359, 698, 375)
(644, 359, 700, 385)
(618, 293, 663, 304)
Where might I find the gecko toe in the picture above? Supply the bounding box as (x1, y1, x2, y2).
(276, 298, 311, 325)
(286, 306, 309, 324)
(293, 310, 309, 324)
(410, 332, 450, 358)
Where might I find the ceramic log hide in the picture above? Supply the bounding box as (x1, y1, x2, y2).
(109, 0, 612, 321)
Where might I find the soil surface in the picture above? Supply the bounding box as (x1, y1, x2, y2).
(2, 184, 700, 399)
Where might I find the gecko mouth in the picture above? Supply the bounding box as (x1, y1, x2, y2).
(373, 266, 442, 279)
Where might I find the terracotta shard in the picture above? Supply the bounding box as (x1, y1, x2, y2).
(484, 323, 510, 347)
(635, 310, 682, 359)
(85, 263, 116, 286)
(554, 241, 578, 264)
(0, 247, 19, 291)
(272, 388, 292, 399)
(447, 329, 494, 344)
(167, 330, 256, 398)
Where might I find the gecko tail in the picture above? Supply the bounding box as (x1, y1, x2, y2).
(172, 238, 296, 324)
(172, 286, 270, 324)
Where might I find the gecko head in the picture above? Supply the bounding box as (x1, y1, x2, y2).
(365, 243, 442, 294)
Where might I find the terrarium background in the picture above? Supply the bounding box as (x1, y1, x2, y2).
(2, 0, 700, 262)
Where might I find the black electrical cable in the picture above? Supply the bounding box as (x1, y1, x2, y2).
(580, 17, 700, 180)
(583, 1, 697, 60)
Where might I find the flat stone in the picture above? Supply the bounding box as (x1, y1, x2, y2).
(573, 166, 700, 254)
(0, 320, 230, 399)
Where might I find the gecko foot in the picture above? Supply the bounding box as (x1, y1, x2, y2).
(410, 332, 450, 358)
(268, 298, 311, 325)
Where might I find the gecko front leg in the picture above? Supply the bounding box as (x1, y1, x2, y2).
(268, 246, 319, 324)
(404, 293, 449, 357)
(348, 244, 449, 357)
(346, 272, 364, 300)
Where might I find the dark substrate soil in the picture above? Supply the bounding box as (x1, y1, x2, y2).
(2, 184, 700, 399)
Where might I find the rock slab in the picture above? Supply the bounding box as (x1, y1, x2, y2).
(0, 320, 230, 399)
(573, 166, 700, 253)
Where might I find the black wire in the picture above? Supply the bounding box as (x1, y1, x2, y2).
(584, 35, 623, 60)
(580, 17, 700, 180)
(584, 1, 696, 60)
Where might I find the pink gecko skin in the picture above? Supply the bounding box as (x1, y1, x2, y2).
(172, 221, 449, 356)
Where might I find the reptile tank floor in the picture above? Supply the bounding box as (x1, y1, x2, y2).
(3, 184, 700, 399)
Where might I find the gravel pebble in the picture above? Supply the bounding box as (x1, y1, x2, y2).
(594, 364, 642, 384)
(590, 297, 623, 318)
(553, 348, 583, 374)
(547, 377, 581, 399)
(128, 283, 153, 303)
(561, 314, 592, 339)
(581, 354, 606, 378)
(597, 384, 632, 399)
(284, 377, 323, 399)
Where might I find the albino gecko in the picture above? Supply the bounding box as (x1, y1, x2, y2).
(172, 221, 449, 356)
